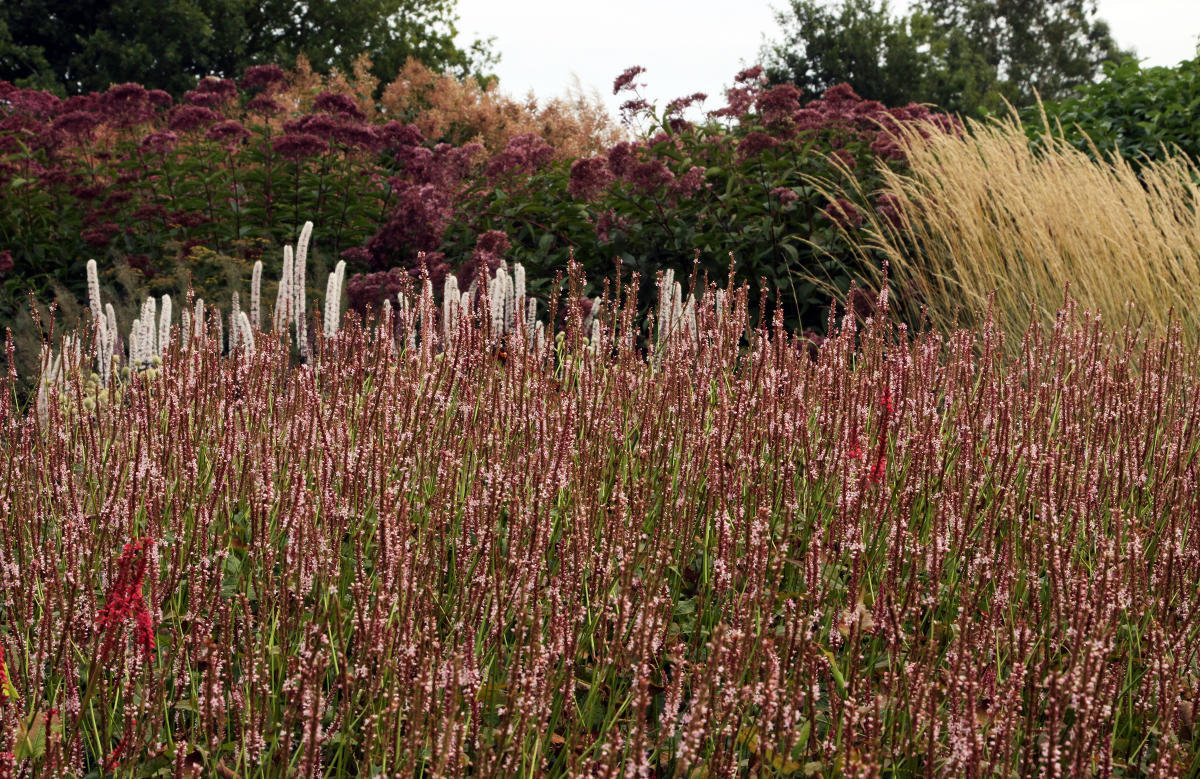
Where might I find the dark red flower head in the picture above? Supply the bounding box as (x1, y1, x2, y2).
(240, 64, 287, 91)
(272, 132, 328, 160)
(167, 105, 220, 132)
(206, 119, 250, 146)
(613, 65, 647, 95)
(140, 130, 178, 153)
(246, 94, 283, 115)
(313, 91, 366, 121)
(51, 111, 101, 138)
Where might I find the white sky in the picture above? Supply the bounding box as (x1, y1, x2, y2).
(454, 0, 1200, 121)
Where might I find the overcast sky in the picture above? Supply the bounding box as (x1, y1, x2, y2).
(454, 0, 1200, 120)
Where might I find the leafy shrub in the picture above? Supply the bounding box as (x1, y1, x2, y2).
(360, 66, 960, 332)
(1026, 52, 1200, 166)
(0, 57, 620, 384)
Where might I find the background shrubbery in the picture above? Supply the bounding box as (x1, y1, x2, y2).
(1025, 52, 1200, 166)
(0, 58, 955, 389)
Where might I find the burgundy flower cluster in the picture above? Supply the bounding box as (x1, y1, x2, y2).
(95, 537, 156, 662)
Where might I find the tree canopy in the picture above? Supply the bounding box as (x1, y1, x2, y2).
(0, 0, 497, 96)
(762, 0, 1132, 116)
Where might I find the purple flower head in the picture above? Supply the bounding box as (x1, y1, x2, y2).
(313, 91, 366, 121)
(345, 267, 410, 313)
(5, 88, 60, 118)
(874, 192, 903, 229)
(0, 250, 12, 275)
(734, 65, 765, 84)
(568, 156, 615, 201)
(434, 142, 482, 183)
(713, 84, 758, 118)
(822, 83, 861, 104)
(629, 159, 674, 194)
(824, 197, 863, 229)
(612, 66, 647, 95)
(606, 141, 640, 178)
(183, 91, 226, 108)
(283, 113, 343, 141)
(146, 90, 172, 108)
(51, 111, 101, 138)
(756, 84, 801, 124)
(794, 108, 825, 131)
(272, 132, 328, 160)
(460, 231, 512, 286)
(167, 105, 220, 132)
(619, 98, 650, 116)
(475, 230, 510, 256)
(141, 130, 179, 153)
(206, 119, 250, 147)
(101, 83, 155, 127)
(379, 121, 425, 150)
(737, 131, 779, 159)
(194, 76, 238, 99)
(246, 94, 282, 115)
(670, 165, 707, 198)
(771, 186, 799, 207)
(334, 122, 381, 151)
(104, 83, 147, 103)
(365, 182, 451, 266)
(340, 247, 371, 265)
(665, 92, 708, 116)
(486, 133, 554, 179)
(240, 65, 287, 92)
(60, 94, 100, 113)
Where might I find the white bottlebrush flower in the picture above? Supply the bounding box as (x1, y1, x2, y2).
(86, 259, 103, 323)
(514, 263, 526, 327)
(181, 309, 191, 352)
(656, 269, 675, 347)
(238, 311, 255, 353)
(294, 221, 313, 358)
(525, 297, 538, 334)
(443, 275, 460, 342)
(324, 260, 346, 338)
(230, 291, 242, 350)
(274, 245, 294, 333)
(250, 260, 263, 330)
(229, 309, 240, 351)
(159, 295, 172, 355)
(589, 317, 601, 355)
(714, 289, 726, 330)
(683, 293, 697, 337)
(194, 298, 206, 341)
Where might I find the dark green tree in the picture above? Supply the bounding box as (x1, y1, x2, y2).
(762, 0, 1131, 116)
(761, 0, 931, 107)
(0, 0, 496, 97)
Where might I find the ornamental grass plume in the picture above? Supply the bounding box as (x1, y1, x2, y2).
(837, 110, 1200, 356)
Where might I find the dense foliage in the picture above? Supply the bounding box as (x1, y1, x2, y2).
(0, 0, 496, 97)
(3, 273, 1199, 775)
(0, 61, 955, 389)
(1026, 52, 1200, 166)
(763, 0, 1131, 116)
(0, 58, 615, 386)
